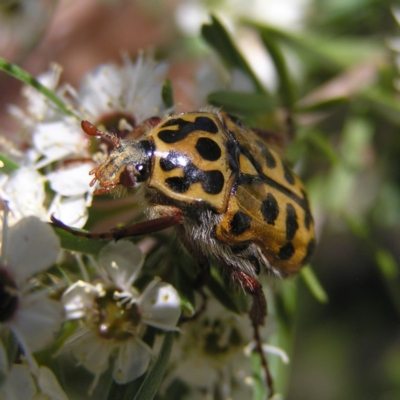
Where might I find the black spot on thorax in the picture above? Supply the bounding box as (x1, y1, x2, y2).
(158, 116, 219, 144)
(195, 137, 221, 161)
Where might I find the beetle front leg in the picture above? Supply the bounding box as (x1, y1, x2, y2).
(51, 208, 182, 240)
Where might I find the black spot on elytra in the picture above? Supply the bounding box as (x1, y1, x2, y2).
(230, 211, 252, 236)
(158, 116, 218, 144)
(261, 193, 279, 225)
(282, 161, 295, 185)
(301, 190, 313, 229)
(256, 140, 276, 168)
(278, 242, 295, 260)
(226, 140, 239, 173)
(162, 151, 224, 195)
(227, 113, 245, 129)
(301, 239, 316, 265)
(195, 137, 221, 161)
(286, 203, 298, 241)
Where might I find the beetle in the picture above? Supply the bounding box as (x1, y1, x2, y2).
(52, 110, 315, 396)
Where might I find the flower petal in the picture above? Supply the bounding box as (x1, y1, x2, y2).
(10, 292, 63, 353)
(33, 121, 86, 165)
(62, 280, 100, 320)
(2, 168, 46, 220)
(69, 329, 112, 375)
(113, 339, 151, 384)
(140, 282, 181, 330)
(48, 195, 89, 228)
(47, 163, 94, 197)
(99, 241, 144, 289)
(0, 364, 36, 400)
(6, 216, 61, 284)
(36, 366, 68, 400)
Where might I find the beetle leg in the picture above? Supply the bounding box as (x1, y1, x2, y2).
(226, 266, 274, 398)
(50, 211, 182, 240)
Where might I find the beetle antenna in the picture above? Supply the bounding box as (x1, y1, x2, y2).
(81, 120, 120, 148)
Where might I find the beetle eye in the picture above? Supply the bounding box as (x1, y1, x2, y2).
(136, 164, 144, 172)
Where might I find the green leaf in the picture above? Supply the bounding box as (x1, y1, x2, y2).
(251, 351, 268, 400)
(300, 265, 329, 304)
(133, 332, 175, 400)
(162, 78, 174, 108)
(299, 129, 341, 166)
(375, 248, 399, 279)
(51, 225, 109, 255)
(247, 22, 382, 70)
(259, 32, 295, 109)
(207, 91, 276, 113)
(201, 16, 265, 93)
(357, 87, 400, 126)
(207, 267, 244, 314)
(0, 153, 19, 174)
(0, 57, 79, 119)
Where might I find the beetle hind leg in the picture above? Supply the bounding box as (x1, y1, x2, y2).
(226, 265, 275, 398)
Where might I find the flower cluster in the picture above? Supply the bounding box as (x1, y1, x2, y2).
(1, 53, 171, 228)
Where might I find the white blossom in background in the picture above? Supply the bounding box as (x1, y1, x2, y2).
(163, 295, 288, 399)
(177, 0, 310, 95)
(165, 296, 255, 398)
(60, 241, 181, 393)
(0, 214, 63, 368)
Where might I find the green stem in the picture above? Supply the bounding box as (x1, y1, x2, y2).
(0, 57, 79, 119)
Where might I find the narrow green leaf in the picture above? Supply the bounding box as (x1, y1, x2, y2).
(51, 225, 109, 255)
(207, 267, 243, 314)
(300, 129, 341, 165)
(133, 332, 175, 400)
(251, 352, 268, 400)
(248, 21, 382, 70)
(357, 87, 400, 126)
(300, 266, 328, 304)
(296, 96, 348, 113)
(207, 91, 276, 113)
(260, 32, 295, 109)
(201, 16, 265, 93)
(0, 153, 19, 174)
(161, 78, 174, 108)
(0, 57, 79, 119)
(375, 248, 399, 279)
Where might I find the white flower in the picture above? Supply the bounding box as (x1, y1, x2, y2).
(166, 297, 254, 398)
(0, 214, 63, 367)
(78, 53, 171, 126)
(60, 241, 181, 393)
(0, 362, 68, 400)
(165, 295, 287, 399)
(1, 167, 47, 222)
(4, 54, 171, 228)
